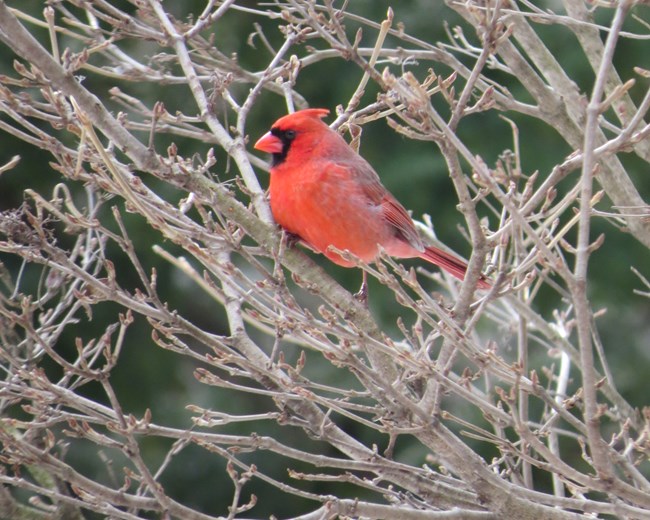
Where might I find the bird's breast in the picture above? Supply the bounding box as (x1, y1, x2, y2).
(269, 164, 388, 266)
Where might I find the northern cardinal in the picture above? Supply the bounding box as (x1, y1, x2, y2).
(254, 108, 490, 296)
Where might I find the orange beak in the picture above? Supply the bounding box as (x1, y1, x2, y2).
(254, 132, 283, 154)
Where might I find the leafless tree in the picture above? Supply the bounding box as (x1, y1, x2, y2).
(1, 1, 649, 519)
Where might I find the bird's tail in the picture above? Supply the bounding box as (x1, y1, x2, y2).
(420, 246, 491, 290)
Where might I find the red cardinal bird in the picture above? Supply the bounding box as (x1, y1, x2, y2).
(254, 108, 490, 296)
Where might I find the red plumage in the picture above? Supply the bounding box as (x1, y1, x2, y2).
(254, 108, 490, 290)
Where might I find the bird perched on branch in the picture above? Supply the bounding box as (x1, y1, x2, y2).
(254, 108, 490, 300)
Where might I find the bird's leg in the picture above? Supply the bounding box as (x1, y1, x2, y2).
(354, 270, 369, 306)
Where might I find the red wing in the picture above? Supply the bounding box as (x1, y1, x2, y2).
(380, 195, 424, 252)
(323, 157, 424, 252)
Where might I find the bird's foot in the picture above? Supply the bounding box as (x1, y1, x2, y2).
(283, 231, 302, 248)
(353, 280, 368, 307)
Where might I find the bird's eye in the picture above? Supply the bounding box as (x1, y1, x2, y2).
(284, 130, 296, 141)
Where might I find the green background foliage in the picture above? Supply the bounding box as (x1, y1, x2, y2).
(1, 1, 649, 517)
